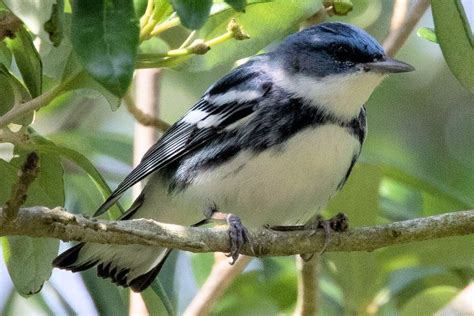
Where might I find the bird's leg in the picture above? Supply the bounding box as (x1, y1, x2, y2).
(267, 212, 349, 259)
(203, 204, 252, 264)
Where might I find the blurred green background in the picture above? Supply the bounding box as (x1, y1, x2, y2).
(0, 0, 473, 315)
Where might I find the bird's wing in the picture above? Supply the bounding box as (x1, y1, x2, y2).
(94, 65, 271, 216)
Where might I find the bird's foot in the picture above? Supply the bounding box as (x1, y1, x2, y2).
(203, 205, 253, 264)
(267, 212, 349, 260)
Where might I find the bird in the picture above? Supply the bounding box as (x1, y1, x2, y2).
(53, 22, 414, 292)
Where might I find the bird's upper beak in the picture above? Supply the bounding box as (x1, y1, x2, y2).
(361, 58, 415, 73)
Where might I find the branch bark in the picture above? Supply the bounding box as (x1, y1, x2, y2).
(383, 0, 431, 57)
(129, 66, 162, 316)
(2, 152, 39, 219)
(294, 255, 320, 316)
(0, 207, 473, 256)
(184, 254, 252, 316)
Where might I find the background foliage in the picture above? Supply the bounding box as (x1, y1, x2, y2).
(0, 0, 473, 315)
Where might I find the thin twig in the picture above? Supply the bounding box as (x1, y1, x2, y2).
(0, 207, 473, 255)
(184, 254, 252, 316)
(2, 152, 40, 219)
(124, 92, 170, 131)
(294, 255, 320, 316)
(383, 0, 431, 57)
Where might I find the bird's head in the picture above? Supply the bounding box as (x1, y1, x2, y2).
(271, 22, 415, 120)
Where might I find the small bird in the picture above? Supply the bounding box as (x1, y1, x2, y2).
(53, 22, 414, 292)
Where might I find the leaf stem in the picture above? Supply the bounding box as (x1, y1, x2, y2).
(149, 16, 180, 38)
(136, 18, 249, 68)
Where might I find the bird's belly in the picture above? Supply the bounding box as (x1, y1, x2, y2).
(152, 124, 361, 227)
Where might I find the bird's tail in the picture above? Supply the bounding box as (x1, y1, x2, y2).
(52, 243, 170, 292)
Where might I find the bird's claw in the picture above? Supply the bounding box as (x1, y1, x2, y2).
(266, 213, 349, 261)
(226, 214, 252, 264)
(303, 212, 348, 258)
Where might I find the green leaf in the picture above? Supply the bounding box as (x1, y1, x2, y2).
(183, 0, 322, 71)
(71, 0, 139, 97)
(225, 0, 247, 12)
(331, 0, 353, 15)
(0, 64, 34, 125)
(43, 0, 65, 47)
(2, 237, 60, 296)
(80, 269, 128, 315)
(170, 0, 213, 30)
(417, 27, 438, 43)
(35, 143, 124, 217)
(6, 27, 42, 97)
(0, 149, 64, 296)
(432, 0, 474, 93)
(134, 0, 148, 17)
(153, 0, 173, 23)
(144, 280, 176, 316)
(0, 41, 12, 67)
(61, 52, 121, 110)
(25, 128, 125, 217)
(0, 67, 16, 116)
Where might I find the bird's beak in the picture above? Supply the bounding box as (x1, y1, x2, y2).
(361, 58, 415, 73)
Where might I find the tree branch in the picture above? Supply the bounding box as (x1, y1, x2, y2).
(294, 255, 320, 316)
(0, 207, 473, 256)
(184, 254, 252, 316)
(383, 0, 431, 57)
(2, 152, 39, 219)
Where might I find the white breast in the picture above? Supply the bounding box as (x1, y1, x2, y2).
(139, 125, 361, 227)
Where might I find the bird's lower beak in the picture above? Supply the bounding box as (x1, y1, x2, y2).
(361, 58, 415, 73)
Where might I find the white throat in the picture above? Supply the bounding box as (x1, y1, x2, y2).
(271, 67, 386, 120)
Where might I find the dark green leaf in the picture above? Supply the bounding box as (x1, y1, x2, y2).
(71, 0, 139, 97)
(432, 0, 474, 93)
(26, 128, 125, 217)
(0, 64, 34, 125)
(0, 41, 12, 66)
(0, 67, 16, 116)
(0, 149, 64, 297)
(134, 0, 148, 17)
(417, 27, 438, 43)
(6, 27, 42, 97)
(34, 143, 124, 218)
(43, 0, 65, 47)
(170, 0, 213, 30)
(80, 269, 128, 315)
(146, 280, 176, 316)
(225, 0, 247, 12)
(61, 52, 121, 110)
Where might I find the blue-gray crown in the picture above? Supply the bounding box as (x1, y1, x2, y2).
(273, 22, 386, 77)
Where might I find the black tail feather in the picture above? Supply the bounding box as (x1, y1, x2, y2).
(52, 243, 85, 270)
(53, 243, 172, 292)
(129, 250, 172, 292)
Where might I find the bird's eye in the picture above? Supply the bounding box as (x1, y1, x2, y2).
(333, 45, 352, 60)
